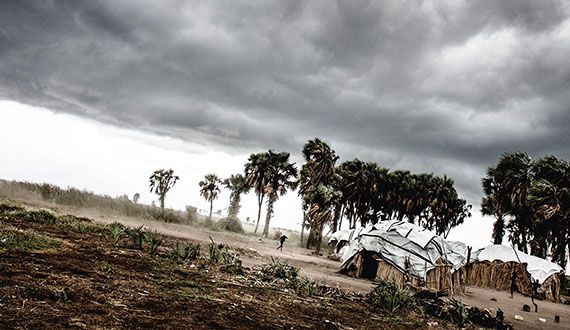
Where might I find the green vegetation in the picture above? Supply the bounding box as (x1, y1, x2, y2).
(168, 240, 201, 263)
(244, 150, 298, 238)
(222, 174, 250, 219)
(207, 238, 243, 274)
(482, 152, 569, 269)
(144, 229, 164, 255)
(215, 216, 244, 233)
(367, 278, 416, 313)
(0, 223, 61, 251)
(199, 174, 221, 226)
(126, 225, 146, 250)
(0, 179, 195, 224)
(149, 168, 179, 211)
(107, 222, 126, 246)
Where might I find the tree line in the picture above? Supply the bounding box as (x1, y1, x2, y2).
(482, 152, 569, 269)
(147, 138, 475, 254)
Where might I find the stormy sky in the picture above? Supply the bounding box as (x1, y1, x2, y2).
(1, 1, 569, 245)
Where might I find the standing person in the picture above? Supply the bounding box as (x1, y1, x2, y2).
(510, 270, 517, 298)
(277, 235, 288, 252)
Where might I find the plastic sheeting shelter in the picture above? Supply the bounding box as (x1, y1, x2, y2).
(338, 221, 467, 294)
(464, 245, 564, 302)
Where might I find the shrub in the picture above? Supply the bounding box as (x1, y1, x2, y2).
(208, 237, 243, 274)
(126, 225, 146, 250)
(367, 278, 416, 313)
(447, 298, 469, 327)
(215, 216, 244, 233)
(259, 258, 300, 282)
(185, 206, 198, 224)
(107, 222, 126, 246)
(144, 229, 163, 255)
(168, 240, 201, 263)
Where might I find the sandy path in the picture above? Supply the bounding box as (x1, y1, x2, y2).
(453, 286, 570, 330)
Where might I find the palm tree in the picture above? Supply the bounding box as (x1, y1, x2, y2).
(244, 152, 270, 234)
(199, 173, 221, 225)
(262, 150, 298, 238)
(222, 174, 250, 218)
(298, 139, 339, 250)
(149, 169, 179, 210)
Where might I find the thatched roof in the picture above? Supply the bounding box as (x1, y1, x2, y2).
(471, 245, 563, 285)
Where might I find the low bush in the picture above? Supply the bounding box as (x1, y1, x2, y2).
(208, 237, 243, 274)
(144, 229, 164, 255)
(215, 216, 244, 234)
(367, 278, 416, 313)
(168, 241, 201, 263)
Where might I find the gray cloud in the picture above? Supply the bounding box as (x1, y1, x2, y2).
(1, 0, 569, 208)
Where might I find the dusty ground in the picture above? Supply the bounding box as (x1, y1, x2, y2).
(0, 205, 459, 329)
(456, 286, 569, 330)
(2, 200, 569, 329)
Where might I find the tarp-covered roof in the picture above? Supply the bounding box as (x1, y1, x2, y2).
(339, 221, 467, 280)
(471, 245, 563, 284)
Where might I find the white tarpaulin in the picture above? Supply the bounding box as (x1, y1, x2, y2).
(471, 245, 563, 284)
(339, 220, 467, 279)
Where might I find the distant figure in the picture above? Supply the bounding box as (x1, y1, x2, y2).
(510, 270, 517, 298)
(277, 235, 288, 252)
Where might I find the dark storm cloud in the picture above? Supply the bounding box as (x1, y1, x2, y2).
(1, 0, 569, 207)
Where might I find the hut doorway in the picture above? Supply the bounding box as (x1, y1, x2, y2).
(361, 251, 379, 279)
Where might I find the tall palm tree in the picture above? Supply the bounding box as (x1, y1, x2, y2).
(199, 173, 221, 225)
(299, 138, 339, 249)
(244, 152, 270, 234)
(222, 174, 250, 218)
(262, 150, 298, 238)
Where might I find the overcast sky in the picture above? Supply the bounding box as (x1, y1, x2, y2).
(1, 1, 569, 248)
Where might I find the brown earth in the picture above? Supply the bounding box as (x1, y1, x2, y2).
(0, 207, 457, 330)
(2, 201, 569, 329)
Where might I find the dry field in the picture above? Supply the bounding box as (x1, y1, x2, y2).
(1, 193, 568, 329)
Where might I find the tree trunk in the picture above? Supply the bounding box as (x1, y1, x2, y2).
(207, 199, 213, 226)
(314, 221, 324, 255)
(160, 196, 165, 210)
(254, 194, 264, 234)
(332, 203, 341, 233)
(300, 211, 306, 246)
(262, 194, 277, 238)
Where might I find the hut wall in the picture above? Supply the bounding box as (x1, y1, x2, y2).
(461, 261, 563, 301)
(343, 253, 464, 295)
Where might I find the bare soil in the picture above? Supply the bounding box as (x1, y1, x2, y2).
(0, 206, 453, 329)
(3, 201, 569, 329)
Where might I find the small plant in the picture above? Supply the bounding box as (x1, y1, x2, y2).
(98, 261, 115, 274)
(126, 225, 145, 250)
(294, 276, 320, 296)
(168, 241, 201, 263)
(107, 222, 126, 246)
(144, 229, 163, 255)
(0, 224, 61, 251)
(208, 237, 243, 274)
(447, 298, 469, 327)
(367, 278, 416, 313)
(259, 258, 299, 282)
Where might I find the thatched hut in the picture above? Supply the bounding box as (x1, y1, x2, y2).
(339, 221, 467, 295)
(463, 245, 563, 302)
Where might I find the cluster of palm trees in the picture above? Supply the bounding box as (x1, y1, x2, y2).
(198, 150, 298, 239)
(298, 139, 472, 252)
(482, 152, 569, 269)
(195, 138, 471, 252)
